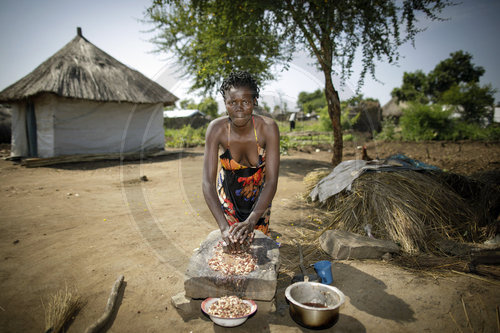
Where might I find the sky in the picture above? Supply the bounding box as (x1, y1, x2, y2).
(0, 0, 499, 111)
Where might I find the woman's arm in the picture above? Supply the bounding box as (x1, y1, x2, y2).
(202, 120, 233, 246)
(229, 117, 280, 242)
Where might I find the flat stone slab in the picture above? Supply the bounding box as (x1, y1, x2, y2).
(320, 230, 400, 260)
(171, 291, 194, 312)
(184, 229, 280, 301)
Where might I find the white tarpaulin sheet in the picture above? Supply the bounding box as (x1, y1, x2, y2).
(11, 94, 165, 158)
(309, 158, 437, 203)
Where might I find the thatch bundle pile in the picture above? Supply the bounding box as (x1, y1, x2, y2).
(307, 169, 498, 254)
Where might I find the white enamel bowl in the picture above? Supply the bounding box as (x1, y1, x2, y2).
(201, 297, 257, 327)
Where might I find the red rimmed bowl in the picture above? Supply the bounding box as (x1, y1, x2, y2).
(201, 297, 257, 327)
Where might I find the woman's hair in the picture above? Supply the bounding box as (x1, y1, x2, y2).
(219, 71, 260, 101)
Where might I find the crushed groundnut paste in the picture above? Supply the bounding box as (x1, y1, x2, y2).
(208, 242, 257, 275)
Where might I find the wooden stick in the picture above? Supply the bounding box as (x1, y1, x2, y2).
(22, 149, 180, 168)
(451, 270, 500, 286)
(461, 297, 472, 330)
(84, 275, 124, 333)
(448, 312, 464, 333)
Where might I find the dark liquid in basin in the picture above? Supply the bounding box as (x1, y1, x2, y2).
(302, 302, 327, 308)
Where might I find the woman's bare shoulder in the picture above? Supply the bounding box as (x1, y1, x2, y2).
(255, 114, 278, 132)
(206, 116, 228, 147)
(207, 116, 229, 133)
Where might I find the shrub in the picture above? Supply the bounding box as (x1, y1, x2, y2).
(279, 135, 297, 154)
(165, 125, 206, 147)
(400, 103, 453, 141)
(376, 118, 400, 141)
(443, 121, 500, 141)
(343, 133, 354, 142)
(318, 106, 332, 131)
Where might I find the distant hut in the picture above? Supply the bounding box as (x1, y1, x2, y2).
(350, 100, 383, 132)
(0, 27, 177, 158)
(382, 97, 408, 122)
(163, 109, 209, 129)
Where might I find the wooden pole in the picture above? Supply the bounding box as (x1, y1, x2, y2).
(84, 275, 124, 333)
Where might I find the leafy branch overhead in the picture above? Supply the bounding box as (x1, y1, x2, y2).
(145, 0, 454, 165)
(146, 0, 293, 94)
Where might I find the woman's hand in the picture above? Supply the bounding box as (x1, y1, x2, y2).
(221, 227, 248, 253)
(221, 227, 232, 244)
(229, 220, 256, 244)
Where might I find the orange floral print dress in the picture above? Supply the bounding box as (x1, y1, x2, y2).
(217, 117, 271, 235)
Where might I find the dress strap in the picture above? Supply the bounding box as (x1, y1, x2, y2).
(227, 121, 231, 148)
(252, 116, 262, 151)
(252, 116, 258, 143)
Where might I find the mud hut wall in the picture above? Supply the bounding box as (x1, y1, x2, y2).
(50, 97, 165, 157)
(10, 103, 28, 157)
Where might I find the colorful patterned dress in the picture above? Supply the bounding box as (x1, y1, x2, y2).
(217, 117, 271, 235)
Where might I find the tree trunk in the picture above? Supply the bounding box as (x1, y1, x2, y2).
(324, 71, 343, 166)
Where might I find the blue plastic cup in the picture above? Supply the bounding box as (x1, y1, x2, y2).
(313, 260, 333, 284)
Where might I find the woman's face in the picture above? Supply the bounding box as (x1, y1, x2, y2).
(224, 86, 256, 127)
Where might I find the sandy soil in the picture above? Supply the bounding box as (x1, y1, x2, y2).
(0, 141, 499, 333)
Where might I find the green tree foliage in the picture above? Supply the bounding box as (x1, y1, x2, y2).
(391, 51, 496, 123)
(427, 50, 485, 99)
(146, 0, 453, 165)
(179, 98, 197, 109)
(399, 102, 500, 141)
(145, 1, 291, 93)
(441, 82, 495, 123)
(391, 70, 430, 104)
(297, 89, 326, 114)
(197, 96, 219, 118)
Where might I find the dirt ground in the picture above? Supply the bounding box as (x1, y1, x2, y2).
(0, 141, 499, 333)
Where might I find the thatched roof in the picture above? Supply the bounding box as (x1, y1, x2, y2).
(0, 28, 178, 106)
(382, 97, 408, 118)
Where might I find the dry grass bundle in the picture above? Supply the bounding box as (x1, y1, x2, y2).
(42, 286, 84, 333)
(433, 170, 500, 238)
(303, 168, 331, 197)
(318, 170, 482, 254)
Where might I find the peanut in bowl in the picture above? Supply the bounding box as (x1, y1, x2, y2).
(201, 296, 258, 327)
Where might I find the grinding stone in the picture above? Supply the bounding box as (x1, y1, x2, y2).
(184, 229, 280, 301)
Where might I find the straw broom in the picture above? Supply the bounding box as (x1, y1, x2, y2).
(42, 286, 84, 333)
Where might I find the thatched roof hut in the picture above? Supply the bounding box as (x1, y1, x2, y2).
(350, 100, 382, 132)
(0, 27, 178, 158)
(382, 97, 408, 120)
(163, 109, 209, 129)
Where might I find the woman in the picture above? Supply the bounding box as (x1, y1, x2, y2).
(202, 71, 280, 250)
